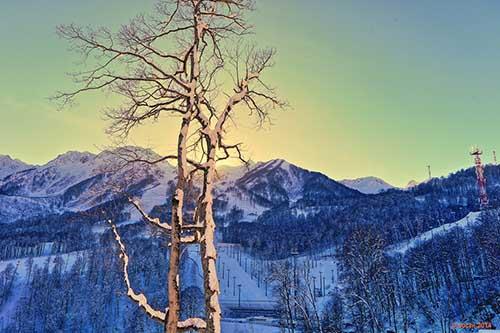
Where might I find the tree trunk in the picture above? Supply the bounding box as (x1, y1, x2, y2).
(166, 115, 191, 333)
(198, 141, 222, 333)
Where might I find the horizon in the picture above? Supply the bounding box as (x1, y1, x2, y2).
(0, 146, 482, 187)
(2, 0, 500, 187)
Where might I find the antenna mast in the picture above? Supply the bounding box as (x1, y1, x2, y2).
(470, 147, 489, 210)
(493, 150, 497, 165)
(427, 165, 432, 180)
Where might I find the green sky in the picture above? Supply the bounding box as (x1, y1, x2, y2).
(1, 0, 500, 186)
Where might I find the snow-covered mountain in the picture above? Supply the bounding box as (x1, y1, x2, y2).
(216, 159, 361, 223)
(388, 211, 482, 256)
(0, 148, 175, 222)
(3, 148, 496, 227)
(0, 150, 362, 224)
(1, 148, 174, 197)
(340, 176, 395, 194)
(0, 155, 31, 179)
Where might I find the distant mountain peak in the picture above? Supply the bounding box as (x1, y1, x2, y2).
(255, 158, 288, 170)
(0, 154, 26, 163)
(237, 158, 297, 186)
(340, 176, 395, 194)
(266, 158, 288, 164)
(0, 154, 32, 179)
(47, 151, 96, 166)
(106, 146, 161, 159)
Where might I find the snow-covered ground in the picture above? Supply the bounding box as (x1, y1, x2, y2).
(0, 250, 86, 278)
(128, 182, 170, 221)
(289, 248, 340, 310)
(0, 251, 86, 324)
(218, 244, 339, 316)
(217, 244, 271, 305)
(183, 242, 340, 322)
(388, 211, 482, 256)
(222, 318, 281, 333)
(184, 244, 274, 308)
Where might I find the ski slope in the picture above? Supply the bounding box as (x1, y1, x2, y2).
(388, 211, 481, 256)
(185, 244, 273, 308)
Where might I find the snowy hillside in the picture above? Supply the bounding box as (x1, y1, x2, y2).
(388, 211, 482, 255)
(0, 148, 171, 197)
(340, 176, 395, 194)
(3, 148, 498, 229)
(216, 159, 361, 223)
(0, 155, 31, 180)
(0, 148, 176, 222)
(2, 148, 500, 229)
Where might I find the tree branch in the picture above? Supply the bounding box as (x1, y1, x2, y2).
(108, 219, 167, 323)
(128, 197, 172, 231)
(109, 219, 206, 331)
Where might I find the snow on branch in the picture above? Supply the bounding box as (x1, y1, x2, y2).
(129, 197, 203, 232)
(128, 197, 172, 231)
(167, 232, 203, 247)
(109, 219, 206, 331)
(182, 223, 205, 230)
(181, 232, 202, 244)
(108, 220, 167, 323)
(177, 317, 207, 331)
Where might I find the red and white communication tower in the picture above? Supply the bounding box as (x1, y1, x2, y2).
(470, 147, 489, 210)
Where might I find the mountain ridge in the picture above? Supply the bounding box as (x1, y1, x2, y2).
(1, 151, 395, 191)
(0, 155, 32, 180)
(1, 148, 495, 234)
(0, 149, 365, 224)
(340, 176, 395, 194)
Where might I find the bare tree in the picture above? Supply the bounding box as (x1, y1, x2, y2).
(191, 42, 286, 331)
(269, 260, 324, 333)
(269, 261, 296, 332)
(342, 228, 388, 333)
(54, 1, 285, 332)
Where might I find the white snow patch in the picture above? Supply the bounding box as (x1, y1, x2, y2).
(388, 211, 482, 256)
(340, 176, 395, 194)
(222, 319, 281, 332)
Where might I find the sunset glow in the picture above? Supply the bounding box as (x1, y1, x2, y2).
(2, 0, 500, 186)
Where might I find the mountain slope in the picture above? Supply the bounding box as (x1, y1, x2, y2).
(387, 211, 482, 255)
(226, 163, 500, 257)
(0, 152, 365, 225)
(0, 148, 175, 222)
(410, 165, 500, 209)
(0, 155, 31, 179)
(0, 150, 497, 332)
(2, 148, 498, 242)
(215, 159, 362, 223)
